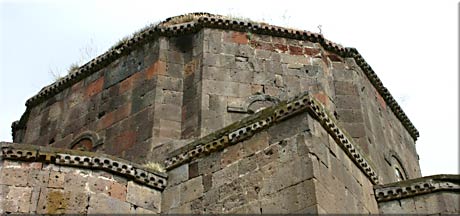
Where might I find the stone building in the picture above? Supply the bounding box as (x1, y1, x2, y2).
(1, 13, 458, 214)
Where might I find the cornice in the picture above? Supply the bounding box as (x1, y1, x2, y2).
(13, 13, 418, 141)
(0, 142, 167, 191)
(374, 174, 460, 202)
(164, 91, 380, 185)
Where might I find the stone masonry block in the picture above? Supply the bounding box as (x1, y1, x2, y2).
(255, 144, 279, 168)
(342, 122, 366, 138)
(108, 181, 127, 201)
(335, 95, 361, 109)
(1, 168, 29, 186)
(221, 143, 243, 168)
(202, 174, 213, 192)
(48, 171, 65, 188)
(168, 164, 189, 186)
(3, 186, 33, 213)
(131, 206, 157, 214)
(180, 176, 204, 204)
(337, 109, 363, 123)
(63, 172, 89, 192)
(157, 75, 183, 92)
(260, 158, 313, 196)
(212, 163, 238, 189)
(158, 104, 182, 122)
(334, 81, 358, 96)
(127, 181, 161, 212)
(237, 156, 257, 176)
(202, 66, 230, 82)
(198, 151, 221, 175)
(87, 193, 132, 214)
(27, 169, 50, 187)
(36, 188, 89, 214)
(218, 180, 243, 204)
(162, 184, 181, 210)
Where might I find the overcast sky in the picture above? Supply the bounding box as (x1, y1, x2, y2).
(0, 0, 458, 176)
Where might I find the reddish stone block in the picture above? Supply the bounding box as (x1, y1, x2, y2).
(251, 41, 274, 51)
(71, 80, 84, 92)
(146, 60, 166, 79)
(85, 76, 105, 98)
(230, 32, 248, 44)
(119, 76, 134, 94)
(114, 130, 137, 154)
(130, 70, 146, 88)
(313, 92, 329, 105)
(304, 47, 321, 56)
(109, 181, 127, 201)
(114, 103, 131, 123)
(184, 59, 197, 76)
(289, 46, 303, 55)
(327, 54, 342, 62)
(97, 111, 115, 131)
(274, 44, 288, 53)
(375, 90, 387, 110)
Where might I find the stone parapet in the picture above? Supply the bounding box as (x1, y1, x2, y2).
(374, 174, 460, 202)
(0, 142, 167, 190)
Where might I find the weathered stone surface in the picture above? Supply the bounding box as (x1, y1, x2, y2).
(1, 168, 29, 186)
(45, 171, 62, 189)
(36, 188, 89, 214)
(4, 12, 448, 216)
(87, 193, 132, 214)
(162, 184, 181, 210)
(3, 186, 33, 213)
(180, 176, 204, 204)
(168, 164, 188, 186)
(212, 163, 238, 189)
(126, 181, 161, 212)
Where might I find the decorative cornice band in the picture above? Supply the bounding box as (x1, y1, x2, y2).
(15, 13, 418, 141)
(0, 142, 167, 190)
(374, 175, 460, 202)
(164, 91, 380, 185)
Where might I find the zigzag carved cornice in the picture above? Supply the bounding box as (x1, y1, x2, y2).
(374, 174, 460, 202)
(0, 142, 167, 190)
(164, 92, 380, 185)
(15, 13, 418, 141)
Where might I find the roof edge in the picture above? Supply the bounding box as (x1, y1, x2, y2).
(14, 13, 419, 140)
(165, 91, 380, 185)
(0, 142, 168, 190)
(374, 174, 460, 202)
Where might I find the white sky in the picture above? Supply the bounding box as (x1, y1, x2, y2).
(0, 0, 458, 176)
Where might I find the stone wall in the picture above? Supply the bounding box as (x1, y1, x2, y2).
(375, 175, 460, 214)
(345, 61, 421, 183)
(14, 32, 205, 165)
(11, 13, 422, 204)
(16, 39, 161, 163)
(162, 93, 380, 214)
(198, 28, 421, 183)
(0, 143, 164, 214)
